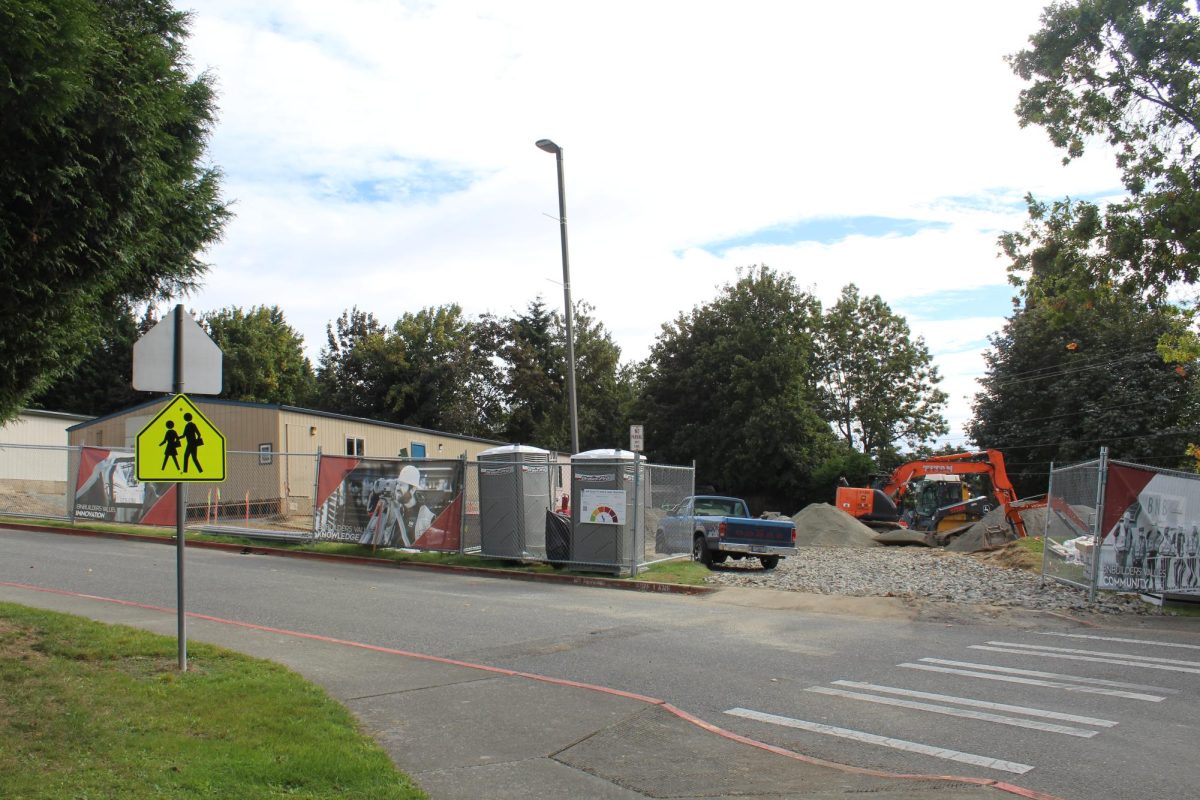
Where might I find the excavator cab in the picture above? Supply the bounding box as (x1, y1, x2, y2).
(902, 475, 996, 533)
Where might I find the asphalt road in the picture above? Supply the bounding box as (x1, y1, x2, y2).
(2, 527, 1197, 800)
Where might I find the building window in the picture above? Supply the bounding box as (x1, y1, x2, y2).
(346, 437, 364, 457)
(410, 442, 426, 458)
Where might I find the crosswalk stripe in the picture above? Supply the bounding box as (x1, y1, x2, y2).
(1039, 632, 1200, 651)
(899, 663, 1165, 702)
(970, 645, 1200, 674)
(724, 707, 1034, 775)
(830, 681, 1117, 727)
(918, 658, 1177, 693)
(805, 686, 1098, 737)
(988, 641, 1200, 668)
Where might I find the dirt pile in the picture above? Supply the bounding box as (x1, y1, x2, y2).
(948, 502, 1048, 553)
(791, 503, 881, 548)
(969, 540, 1042, 572)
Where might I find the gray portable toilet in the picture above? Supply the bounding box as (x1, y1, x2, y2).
(570, 449, 645, 573)
(478, 444, 552, 558)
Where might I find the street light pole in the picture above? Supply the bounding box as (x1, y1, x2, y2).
(536, 138, 580, 454)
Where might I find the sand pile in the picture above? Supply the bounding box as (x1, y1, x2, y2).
(790, 503, 881, 548)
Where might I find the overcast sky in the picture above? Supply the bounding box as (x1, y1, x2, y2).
(176, 0, 1124, 447)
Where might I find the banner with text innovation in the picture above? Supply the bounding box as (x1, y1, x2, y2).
(72, 446, 178, 525)
(313, 456, 464, 552)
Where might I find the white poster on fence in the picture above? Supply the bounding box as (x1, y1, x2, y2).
(1097, 463, 1200, 596)
(580, 488, 626, 525)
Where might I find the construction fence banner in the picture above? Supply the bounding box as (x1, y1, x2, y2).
(313, 455, 464, 551)
(1095, 461, 1200, 596)
(1047, 453, 1200, 598)
(72, 446, 178, 525)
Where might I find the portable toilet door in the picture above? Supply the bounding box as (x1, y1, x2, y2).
(570, 449, 642, 573)
(478, 445, 551, 558)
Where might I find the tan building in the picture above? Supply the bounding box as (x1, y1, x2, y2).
(66, 398, 562, 520)
(1, 409, 93, 482)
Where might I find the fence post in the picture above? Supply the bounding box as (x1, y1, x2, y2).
(1090, 447, 1109, 603)
(1041, 461, 1054, 587)
(309, 446, 322, 543)
(630, 454, 641, 577)
(459, 455, 468, 555)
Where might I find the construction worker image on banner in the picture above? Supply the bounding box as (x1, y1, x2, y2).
(359, 464, 435, 548)
(135, 395, 225, 483)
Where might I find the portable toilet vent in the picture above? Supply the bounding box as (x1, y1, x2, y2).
(478, 444, 552, 558)
(569, 449, 645, 573)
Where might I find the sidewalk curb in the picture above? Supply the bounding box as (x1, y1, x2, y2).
(0, 522, 715, 597)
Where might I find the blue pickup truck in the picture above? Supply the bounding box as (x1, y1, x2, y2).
(655, 495, 796, 569)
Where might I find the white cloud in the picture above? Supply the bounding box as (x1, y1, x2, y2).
(174, 0, 1126, 445)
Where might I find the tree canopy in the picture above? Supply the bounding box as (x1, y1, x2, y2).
(0, 0, 228, 421)
(816, 284, 948, 460)
(202, 306, 315, 406)
(314, 305, 499, 438)
(637, 266, 835, 509)
(972, 198, 1200, 494)
(1009, 0, 1200, 297)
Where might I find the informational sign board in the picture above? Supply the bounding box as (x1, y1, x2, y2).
(135, 395, 226, 482)
(581, 488, 626, 525)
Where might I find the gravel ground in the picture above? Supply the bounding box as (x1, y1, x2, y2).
(703, 546, 1152, 615)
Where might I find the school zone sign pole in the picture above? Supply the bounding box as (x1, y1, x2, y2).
(133, 304, 224, 671)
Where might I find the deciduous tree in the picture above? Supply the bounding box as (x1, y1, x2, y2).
(816, 284, 948, 459)
(637, 266, 835, 509)
(1009, 0, 1200, 297)
(202, 306, 315, 406)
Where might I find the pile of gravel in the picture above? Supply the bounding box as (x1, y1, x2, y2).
(704, 546, 1149, 615)
(791, 503, 880, 548)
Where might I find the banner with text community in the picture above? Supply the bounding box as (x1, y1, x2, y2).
(313, 455, 464, 551)
(1096, 462, 1200, 596)
(72, 446, 177, 525)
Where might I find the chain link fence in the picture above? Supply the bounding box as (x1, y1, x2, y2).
(1043, 458, 1102, 593)
(189, 450, 320, 540)
(0, 444, 76, 520)
(1046, 450, 1200, 600)
(2, 439, 695, 574)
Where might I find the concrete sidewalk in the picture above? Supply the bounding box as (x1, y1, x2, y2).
(0, 582, 1055, 800)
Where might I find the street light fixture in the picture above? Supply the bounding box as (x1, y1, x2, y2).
(536, 138, 580, 454)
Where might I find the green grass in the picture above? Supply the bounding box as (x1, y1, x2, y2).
(633, 558, 712, 585)
(0, 603, 425, 800)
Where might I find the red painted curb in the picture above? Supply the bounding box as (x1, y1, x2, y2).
(0, 578, 1066, 800)
(0, 522, 714, 596)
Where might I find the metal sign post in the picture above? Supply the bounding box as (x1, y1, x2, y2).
(630, 425, 644, 577)
(132, 304, 223, 671)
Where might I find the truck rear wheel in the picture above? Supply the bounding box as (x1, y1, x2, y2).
(692, 535, 713, 567)
(759, 555, 780, 569)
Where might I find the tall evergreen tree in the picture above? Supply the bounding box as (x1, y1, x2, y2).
(1, 0, 228, 421)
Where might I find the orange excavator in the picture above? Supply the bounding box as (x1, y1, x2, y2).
(835, 450, 1031, 540)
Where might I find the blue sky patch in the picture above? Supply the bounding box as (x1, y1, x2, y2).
(304, 160, 476, 205)
(696, 216, 950, 255)
(893, 284, 1019, 323)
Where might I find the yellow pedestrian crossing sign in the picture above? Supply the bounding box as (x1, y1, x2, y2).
(135, 395, 226, 482)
